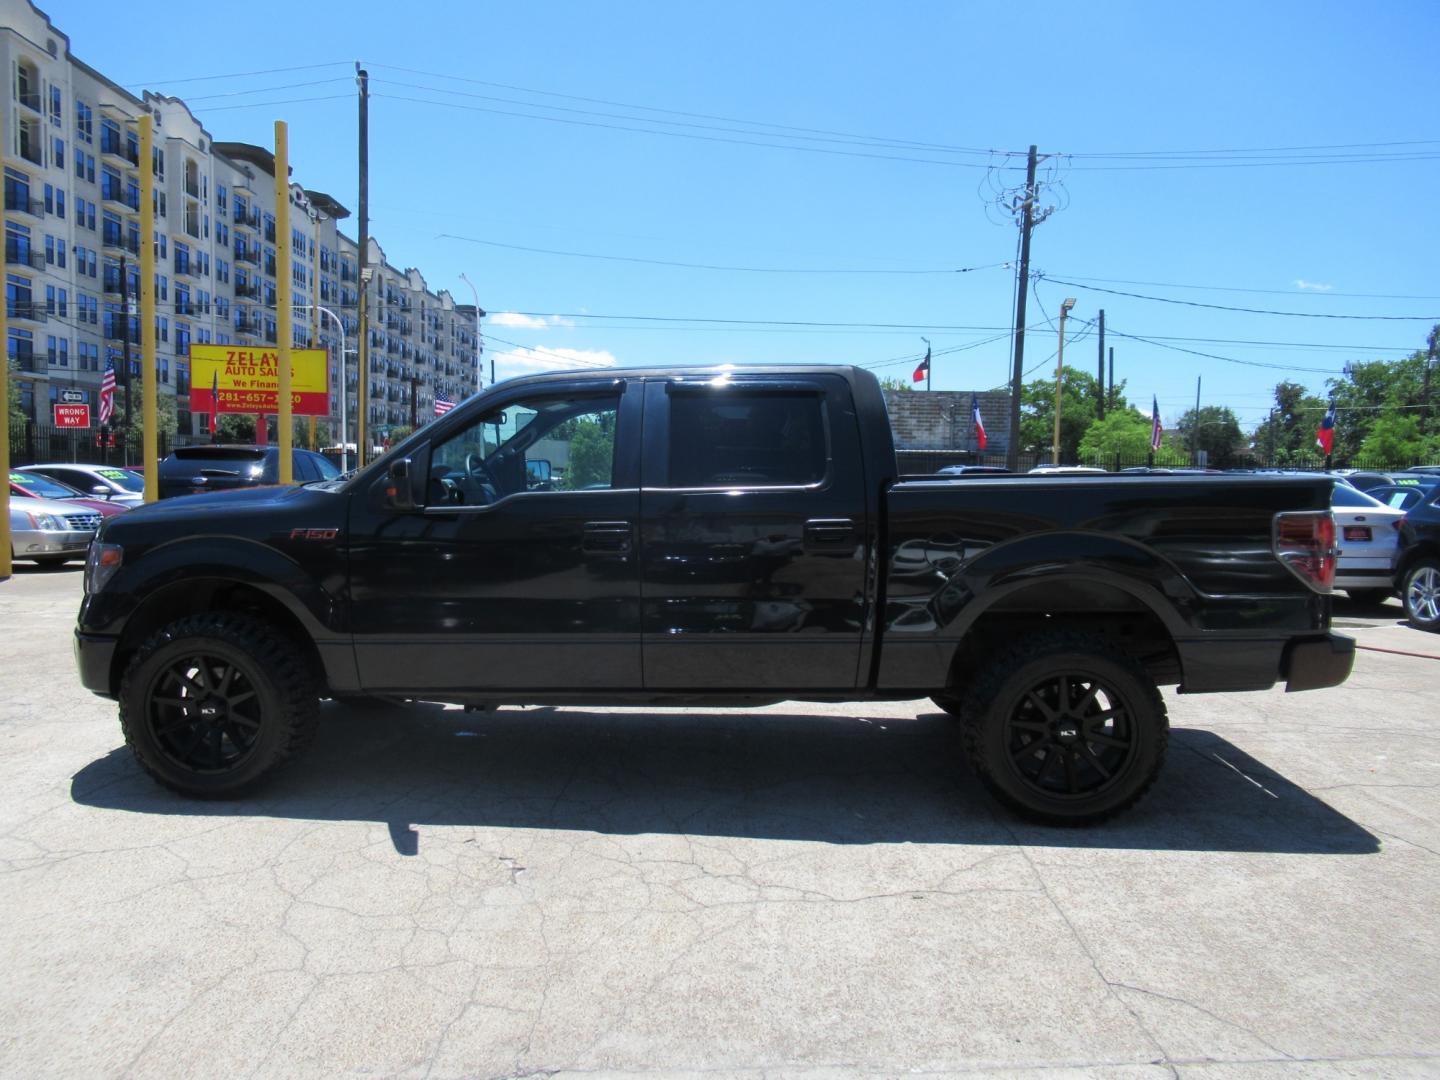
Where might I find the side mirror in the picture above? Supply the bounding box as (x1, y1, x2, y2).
(92, 485, 111, 498)
(526, 459, 552, 483)
(385, 457, 418, 511)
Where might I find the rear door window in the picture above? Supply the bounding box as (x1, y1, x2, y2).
(667, 389, 828, 488)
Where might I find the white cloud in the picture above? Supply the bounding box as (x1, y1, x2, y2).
(492, 345, 618, 382)
(490, 312, 548, 329)
(1295, 279, 1334, 292)
(488, 312, 577, 330)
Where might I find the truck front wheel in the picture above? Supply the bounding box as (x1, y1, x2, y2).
(118, 614, 319, 798)
(961, 633, 1168, 826)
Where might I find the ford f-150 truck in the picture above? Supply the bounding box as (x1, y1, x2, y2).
(74, 366, 1353, 824)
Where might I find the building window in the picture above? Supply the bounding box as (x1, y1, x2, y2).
(75, 101, 93, 143)
(52, 136, 64, 169)
(49, 85, 62, 127)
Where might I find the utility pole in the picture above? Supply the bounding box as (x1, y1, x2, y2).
(1096, 309, 1105, 420)
(409, 375, 418, 429)
(1052, 297, 1076, 465)
(1108, 347, 1114, 414)
(1425, 325, 1438, 438)
(275, 120, 293, 485)
(1192, 375, 1202, 463)
(120, 255, 133, 460)
(356, 64, 370, 466)
(139, 113, 157, 503)
(1006, 145, 1041, 471)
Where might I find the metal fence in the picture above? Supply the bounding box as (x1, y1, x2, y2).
(8, 421, 168, 469)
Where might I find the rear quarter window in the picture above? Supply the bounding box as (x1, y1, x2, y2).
(668, 389, 827, 488)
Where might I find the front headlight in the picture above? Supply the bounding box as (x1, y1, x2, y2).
(27, 511, 62, 530)
(85, 543, 123, 594)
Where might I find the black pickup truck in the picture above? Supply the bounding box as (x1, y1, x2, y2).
(75, 366, 1353, 824)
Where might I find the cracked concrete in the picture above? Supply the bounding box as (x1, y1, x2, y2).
(2, 568, 1438, 1078)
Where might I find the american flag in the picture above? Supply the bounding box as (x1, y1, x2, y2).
(99, 355, 117, 425)
(434, 393, 455, 417)
(1150, 395, 1164, 451)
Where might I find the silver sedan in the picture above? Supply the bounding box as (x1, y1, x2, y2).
(8, 495, 102, 566)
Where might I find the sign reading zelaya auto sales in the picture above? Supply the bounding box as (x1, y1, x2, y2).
(188, 345, 329, 417)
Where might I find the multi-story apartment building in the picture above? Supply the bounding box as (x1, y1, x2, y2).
(3, 0, 480, 447)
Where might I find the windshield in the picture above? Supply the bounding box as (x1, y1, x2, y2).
(1331, 484, 1387, 509)
(92, 468, 145, 492)
(11, 471, 81, 499)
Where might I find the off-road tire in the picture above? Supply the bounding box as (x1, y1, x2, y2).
(1402, 558, 1440, 633)
(119, 614, 319, 798)
(961, 632, 1168, 826)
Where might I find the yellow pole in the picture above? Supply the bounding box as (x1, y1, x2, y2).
(1, 108, 11, 577)
(274, 121, 293, 484)
(309, 212, 320, 450)
(139, 114, 157, 502)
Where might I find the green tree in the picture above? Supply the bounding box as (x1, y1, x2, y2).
(1177, 405, 1245, 465)
(561, 418, 614, 489)
(1019, 367, 1129, 462)
(877, 377, 914, 393)
(1252, 381, 1328, 465)
(106, 391, 178, 458)
(1359, 413, 1440, 465)
(7, 358, 26, 431)
(215, 414, 256, 443)
(1076, 409, 1188, 465)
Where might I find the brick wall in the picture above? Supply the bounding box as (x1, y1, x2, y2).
(881, 390, 1012, 452)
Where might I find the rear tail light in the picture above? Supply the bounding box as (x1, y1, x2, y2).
(1273, 511, 1337, 593)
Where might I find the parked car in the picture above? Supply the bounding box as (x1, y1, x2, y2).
(8, 495, 102, 566)
(1368, 484, 1429, 512)
(1401, 465, 1440, 476)
(935, 464, 1011, 476)
(10, 470, 130, 518)
(1395, 484, 1440, 631)
(1341, 470, 1437, 494)
(157, 445, 341, 499)
(1330, 484, 1404, 604)
(20, 463, 146, 506)
(1027, 465, 1108, 475)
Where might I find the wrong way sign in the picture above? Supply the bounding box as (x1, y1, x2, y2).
(54, 403, 91, 428)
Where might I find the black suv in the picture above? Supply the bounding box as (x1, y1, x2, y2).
(1396, 483, 1440, 631)
(157, 445, 341, 499)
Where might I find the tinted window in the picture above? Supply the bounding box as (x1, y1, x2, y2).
(1332, 484, 1386, 509)
(430, 393, 620, 506)
(669, 389, 827, 488)
(293, 452, 318, 482)
(161, 448, 267, 478)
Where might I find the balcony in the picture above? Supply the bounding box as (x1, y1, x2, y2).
(3, 192, 44, 219)
(100, 131, 140, 166)
(233, 207, 260, 231)
(184, 176, 200, 198)
(15, 88, 41, 114)
(263, 223, 276, 243)
(104, 318, 139, 344)
(234, 282, 261, 300)
(6, 300, 47, 324)
(9, 344, 38, 372)
(100, 223, 139, 255)
(4, 242, 46, 270)
(9, 125, 44, 167)
(234, 246, 260, 266)
(174, 253, 197, 278)
(234, 315, 261, 336)
(100, 179, 140, 212)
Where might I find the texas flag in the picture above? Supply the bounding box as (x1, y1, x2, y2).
(912, 345, 930, 384)
(971, 393, 987, 450)
(1316, 398, 1337, 454)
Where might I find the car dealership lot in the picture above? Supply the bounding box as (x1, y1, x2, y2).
(2, 568, 1438, 1078)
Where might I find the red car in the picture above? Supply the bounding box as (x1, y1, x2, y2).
(9, 470, 130, 518)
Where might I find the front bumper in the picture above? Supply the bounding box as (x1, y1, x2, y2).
(1283, 633, 1355, 693)
(12, 529, 93, 557)
(74, 631, 119, 698)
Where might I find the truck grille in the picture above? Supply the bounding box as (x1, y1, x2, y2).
(63, 512, 103, 532)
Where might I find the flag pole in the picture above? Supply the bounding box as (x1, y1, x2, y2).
(922, 337, 931, 391)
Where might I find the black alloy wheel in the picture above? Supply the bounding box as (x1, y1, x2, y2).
(146, 653, 264, 774)
(962, 632, 1168, 825)
(119, 614, 319, 797)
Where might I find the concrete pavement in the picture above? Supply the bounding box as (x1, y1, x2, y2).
(2, 566, 1438, 1078)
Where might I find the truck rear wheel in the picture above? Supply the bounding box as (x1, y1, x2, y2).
(961, 633, 1168, 826)
(118, 614, 319, 798)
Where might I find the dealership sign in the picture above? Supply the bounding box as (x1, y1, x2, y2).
(53, 403, 91, 428)
(187, 345, 329, 417)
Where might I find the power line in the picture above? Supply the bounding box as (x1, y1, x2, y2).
(1042, 273, 1440, 302)
(120, 62, 351, 87)
(366, 63, 999, 157)
(439, 233, 1007, 275)
(505, 311, 1017, 331)
(179, 78, 353, 103)
(202, 94, 352, 113)
(1038, 275, 1440, 321)
(484, 334, 616, 369)
(1069, 139, 1440, 159)
(371, 92, 1002, 170)
(1107, 328, 1346, 375)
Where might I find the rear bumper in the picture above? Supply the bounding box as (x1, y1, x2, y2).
(1176, 632, 1354, 694)
(1283, 633, 1355, 693)
(74, 631, 118, 698)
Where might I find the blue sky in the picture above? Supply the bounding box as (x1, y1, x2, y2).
(49, 0, 1440, 430)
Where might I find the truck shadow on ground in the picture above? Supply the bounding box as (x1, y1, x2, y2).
(70, 703, 1378, 856)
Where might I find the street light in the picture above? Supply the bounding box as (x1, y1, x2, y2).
(1052, 297, 1077, 465)
(457, 273, 488, 394)
(293, 303, 351, 472)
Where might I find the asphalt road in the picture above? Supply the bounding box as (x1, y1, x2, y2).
(2, 565, 1438, 1078)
